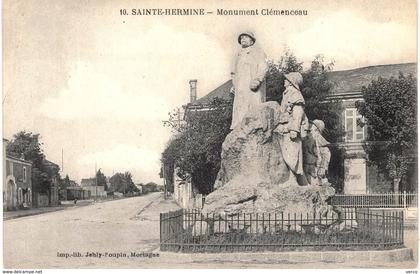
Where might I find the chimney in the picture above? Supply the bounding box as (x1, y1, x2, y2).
(189, 79, 197, 103)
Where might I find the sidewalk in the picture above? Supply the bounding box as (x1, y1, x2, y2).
(3, 199, 94, 221)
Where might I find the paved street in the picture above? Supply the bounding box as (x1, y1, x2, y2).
(3, 193, 418, 269)
(4, 192, 178, 268)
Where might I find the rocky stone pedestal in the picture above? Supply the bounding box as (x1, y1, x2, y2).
(202, 101, 336, 218)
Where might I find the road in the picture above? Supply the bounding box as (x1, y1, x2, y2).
(3, 193, 418, 269)
(4, 192, 178, 268)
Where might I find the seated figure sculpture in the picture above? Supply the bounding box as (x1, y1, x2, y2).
(302, 119, 331, 185)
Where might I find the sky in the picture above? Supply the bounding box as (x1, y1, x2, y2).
(3, 0, 417, 185)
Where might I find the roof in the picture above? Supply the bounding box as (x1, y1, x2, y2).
(188, 63, 417, 104)
(6, 155, 32, 165)
(190, 80, 233, 106)
(328, 63, 416, 93)
(43, 158, 60, 169)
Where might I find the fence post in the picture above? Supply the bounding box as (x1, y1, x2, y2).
(403, 191, 407, 209)
(382, 210, 385, 248)
(180, 210, 184, 252)
(159, 213, 162, 251)
(401, 210, 405, 245)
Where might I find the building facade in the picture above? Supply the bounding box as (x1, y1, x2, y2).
(3, 139, 33, 211)
(327, 63, 417, 194)
(59, 186, 91, 200)
(81, 178, 107, 197)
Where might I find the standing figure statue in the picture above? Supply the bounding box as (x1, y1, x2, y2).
(230, 31, 268, 130)
(276, 72, 308, 185)
(302, 120, 331, 185)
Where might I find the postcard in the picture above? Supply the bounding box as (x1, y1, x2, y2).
(2, 0, 417, 271)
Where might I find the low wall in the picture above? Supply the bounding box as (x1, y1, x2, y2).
(34, 193, 49, 207)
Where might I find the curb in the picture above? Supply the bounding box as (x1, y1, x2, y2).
(3, 208, 67, 221)
(159, 247, 414, 264)
(3, 202, 93, 221)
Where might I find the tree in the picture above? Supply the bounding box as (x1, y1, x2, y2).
(356, 73, 417, 193)
(266, 48, 303, 102)
(59, 174, 71, 190)
(96, 168, 108, 191)
(162, 51, 345, 194)
(7, 131, 44, 165)
(7, 131, 59, 194)
(162, 97, 232, 194)
(143, 182, 160, 194)
(109, 172, 139, 194)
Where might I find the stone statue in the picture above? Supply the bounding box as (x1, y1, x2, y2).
(203, 71, 335, 218)
(275, 72, 309, 185)
(230, 31, 268, 130)
(302, 119, 331, 185)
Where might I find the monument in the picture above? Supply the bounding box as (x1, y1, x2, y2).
(159, 32, 410, 260)
(202, 72, 336, 220)
(160, 70, 407, 258)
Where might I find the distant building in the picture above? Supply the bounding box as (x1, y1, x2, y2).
(326, 63, 417, 194)
(135, 184, 143, 194)
(3, 139, 33, 211)
(68, 180, 78, 187)
(81, 178, 96, 186)
(81, 178, 107, 197)
(60, 186, 91, 201)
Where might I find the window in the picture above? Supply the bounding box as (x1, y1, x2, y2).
(345, 108, 364, 142)
(23, 167, 27, 182)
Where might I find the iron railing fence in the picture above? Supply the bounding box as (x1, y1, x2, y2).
(160, 208, 404, 253)
(330, 192, 418, 208)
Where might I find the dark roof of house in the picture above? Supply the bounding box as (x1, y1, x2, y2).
(328, 63, 417, 93)
(43, 158, 60, 169)
(190, 80, 233, 106)
(189, 63, 417, 104)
